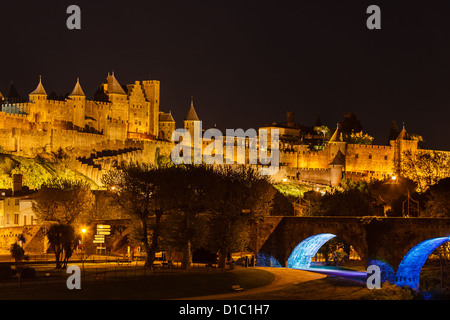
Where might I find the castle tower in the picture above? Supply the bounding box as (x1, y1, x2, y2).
(184, 97, 201, 151)
(326, 123, 347, 182)
(103, 72, 128, 123)
(29, 76, 47, 102)
(329, 149, 345, 186)
(68, 78, 86, 129)
(159, 111, 176, 141)
(141, 80, 160, 138)
(286, 111, 295, 128)
(29, 76, 48, 122)
(392, 123, 418, 174)
(5, 82, 22, 104)
(104, 72, 127, 100)
(328, 123, 347, 157)
(184, 96, 200, 137)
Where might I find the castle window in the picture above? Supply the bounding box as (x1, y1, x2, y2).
(355, 154, 359, 159)
(369, 154, 372, 159)
(384, 155, 388, 160)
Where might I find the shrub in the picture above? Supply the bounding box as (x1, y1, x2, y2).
(366, 282, 420, 300)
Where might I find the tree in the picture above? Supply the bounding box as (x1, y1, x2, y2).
(344, 131, 374, 145)
(159, 165, 220, 270)
(400, 150, 450, 192)
(317, 237, 349, 266)
(305, 179, 374, 216)
(32, 177, 93, 268)
(410, 133, 425, 148)
(421, 178, 450, 218)
(207, 165, 276, 269)
(101, 162, 166, 267)
(32, 177, 95, 225)
(46, 223, 79, 269)
(314, 125, 331, 145)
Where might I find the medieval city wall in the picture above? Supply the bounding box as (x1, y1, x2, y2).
(103, 119, 128, 141)
(0, 112, 32, 131)
(345, 144, 395, 174)
(298, 147, 330, 169)
(0, 225, 44, 254)
(46, 100, 73, 122)
(50, 129, 110, 153)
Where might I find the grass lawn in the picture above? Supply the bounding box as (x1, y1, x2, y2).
(0, 268, 275, 300)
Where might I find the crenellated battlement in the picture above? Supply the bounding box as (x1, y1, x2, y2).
(87, 99, 111, 108)
(348, 143, 392, 150)
(0, 111, 29, 119)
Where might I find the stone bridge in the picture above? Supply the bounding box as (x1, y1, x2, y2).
(249, 216, 450, 290)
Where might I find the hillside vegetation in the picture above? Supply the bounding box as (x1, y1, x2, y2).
(0, 152, 98, 190)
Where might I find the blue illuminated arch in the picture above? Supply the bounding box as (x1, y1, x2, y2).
(256, 252, 282, 267)
(395, 237, 450, 291)
(287, 233, 336, 269)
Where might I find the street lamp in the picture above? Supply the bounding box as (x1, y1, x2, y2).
(81, 228, 86, 272)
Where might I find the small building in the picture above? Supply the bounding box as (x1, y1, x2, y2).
(0, 174, 37, 228)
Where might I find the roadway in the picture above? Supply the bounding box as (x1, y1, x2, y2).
(182, 267, 367, 300)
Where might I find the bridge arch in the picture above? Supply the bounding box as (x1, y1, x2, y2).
(286, 232, 363, 269)
(287, 233, 336, 269)
(395, 236, 450, 291)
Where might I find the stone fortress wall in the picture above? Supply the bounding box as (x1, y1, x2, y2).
(1, 74, 450, 189)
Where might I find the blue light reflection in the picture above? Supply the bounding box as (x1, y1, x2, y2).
(395, 237, 450, 291)
(256, 252, 281, 267)
(287, 233, 336, 269)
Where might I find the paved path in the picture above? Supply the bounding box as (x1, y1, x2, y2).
(180, 267, 327, 300)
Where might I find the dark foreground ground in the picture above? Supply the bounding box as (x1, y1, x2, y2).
(0, 265, 447, 300)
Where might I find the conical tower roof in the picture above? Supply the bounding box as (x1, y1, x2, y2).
(30, 76, 47, 96)
(69, 78, 85, 97)
(5, 82, 21, 101)
(159, 111, 175, 122)
(329, 123, 343, 142)
(329, 149, 345, 166)
(185, 96, 200, 121)
(396, 123, 410, 140)
(106, 72, 126, 95)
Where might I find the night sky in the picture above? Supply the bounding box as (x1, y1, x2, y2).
(1, 0, 450, 150)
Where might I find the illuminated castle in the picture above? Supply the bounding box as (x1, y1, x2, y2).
(0, 75, 449, 189)
(0, 73, 176, 142)
(0, 74, 177, 160)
